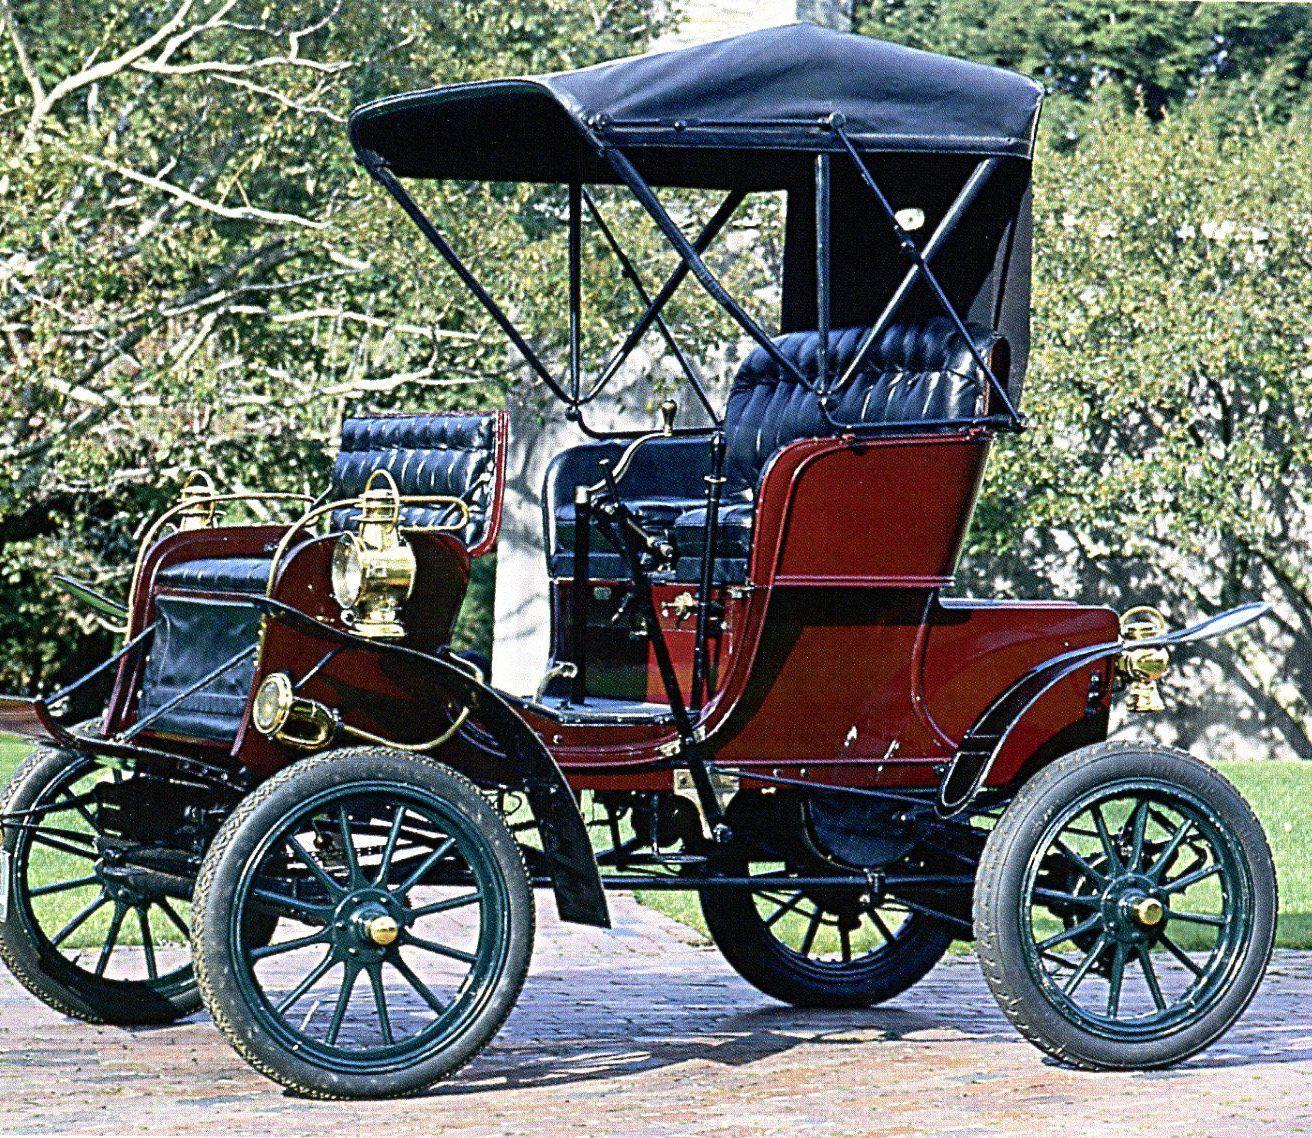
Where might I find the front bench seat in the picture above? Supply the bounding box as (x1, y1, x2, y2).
(158, 411, 503, 598)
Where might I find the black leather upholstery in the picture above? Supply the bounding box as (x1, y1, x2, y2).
(332, 412, 499, 549)
(159, 557, 271, 594)
(723, 317, 994, 495)
(547, 319, 998, 585)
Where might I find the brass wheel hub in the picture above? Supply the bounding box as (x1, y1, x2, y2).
(365, 914, 399, 946)
(1131, 895, 1165, 927)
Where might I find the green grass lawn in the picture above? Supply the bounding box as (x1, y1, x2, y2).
(3, 738, 1312, 949)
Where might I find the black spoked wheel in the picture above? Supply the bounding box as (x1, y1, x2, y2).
(192, 748, 533, 1100)
(0, 743, 200, 1024)
(700, 861, 955, 1008)
(976, 742, 1276, 1070)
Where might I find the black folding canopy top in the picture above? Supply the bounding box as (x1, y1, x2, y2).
(349, 24, 1044, 404)
(350, 22, 1043, 185)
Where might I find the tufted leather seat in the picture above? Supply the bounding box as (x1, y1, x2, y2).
(159, 412, 502, 600)
(331, 413, 500, 550)
(159, 556, 272, 594)
(550, 318, 998, 584)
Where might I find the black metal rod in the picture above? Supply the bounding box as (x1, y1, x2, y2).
(835, 156, 999, 393)
(45, 622, 157, 706)
(815, 153, 831, 394)
(690, 430, 726, 710)
(602, 146, 811, 390)
(569, 488, 591, 705)
(364, 157, 572, 403)
(568, 182, 583, 404)
(585, 189, 746, 404)
(828, 128, 1021, 427)
(581, 190, 722, 425)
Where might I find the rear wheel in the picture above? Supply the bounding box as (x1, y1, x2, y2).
(975, 742, 1276, 1069)
(700, 861, 954, 1008)
(0, 742, 200, 1024)
(192, 748, 533, 1099)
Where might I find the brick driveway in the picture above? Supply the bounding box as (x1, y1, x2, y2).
(2, 897, 1310, 1137)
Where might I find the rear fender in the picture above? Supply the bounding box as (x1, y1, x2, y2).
(936, 601, 1271, 817)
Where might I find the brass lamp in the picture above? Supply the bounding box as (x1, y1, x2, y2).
(330, 470, 416, 639)
(1117, 606, 1170, 713)
(252, 672, 338, 749)
(175, 470, 218, 531)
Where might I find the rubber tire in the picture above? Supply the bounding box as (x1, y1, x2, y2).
(0, 743, 201, 1024)
(192, 748, 534, 1099)
(974, 741, 1277, 1070)
(700, 877, 954, 1009)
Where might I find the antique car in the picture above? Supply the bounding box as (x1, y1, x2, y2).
(0, 24, 1277, 1099)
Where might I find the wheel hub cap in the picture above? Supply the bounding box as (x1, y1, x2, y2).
(364, 914, 399, 946)
(1131, 895, 1164, 927)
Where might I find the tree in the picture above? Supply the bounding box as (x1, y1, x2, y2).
(962, 96, 1312, 760)
(856, 1, 1312, 137)
(0, 0, 659, 688)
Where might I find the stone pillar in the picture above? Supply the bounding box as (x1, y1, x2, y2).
(490, 0, 854, 695)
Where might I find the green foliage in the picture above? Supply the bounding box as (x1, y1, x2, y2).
(857, 0, 1312, 137)
(966, 96, 1312, 758)
(0, 0, 659, 689)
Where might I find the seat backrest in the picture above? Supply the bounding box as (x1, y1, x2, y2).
(331, 411, 505, 554)
(723, 318, 998, 494)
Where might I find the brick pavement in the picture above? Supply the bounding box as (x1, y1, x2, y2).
(2, 896, 1310, 1137)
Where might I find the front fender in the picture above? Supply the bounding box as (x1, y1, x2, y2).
(255, 598, 609, 928)
(936, 601, 1271, 817)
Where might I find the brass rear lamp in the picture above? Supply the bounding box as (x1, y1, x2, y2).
(330, 470, 416, 639)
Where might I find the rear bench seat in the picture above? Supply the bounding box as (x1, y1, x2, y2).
(547, 317, 998, 585)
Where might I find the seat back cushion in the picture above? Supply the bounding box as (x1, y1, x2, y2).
(723, 317, 997, 494)
(331, 411, 504, 553)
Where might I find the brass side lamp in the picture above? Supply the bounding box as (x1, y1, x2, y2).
(1117, 606, 1170, 713)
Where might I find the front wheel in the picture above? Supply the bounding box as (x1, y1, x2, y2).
(974, 742, 1276, 1070)
(192, 748, 534, 1099)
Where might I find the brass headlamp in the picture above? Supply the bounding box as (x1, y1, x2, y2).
(252, 672, 338, 749)
(331, 470, 416, 639)
(1117, 606, 1170, 713)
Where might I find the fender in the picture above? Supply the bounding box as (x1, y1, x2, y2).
(936, 601, 1271, 817)
(252, 598, 610, 928)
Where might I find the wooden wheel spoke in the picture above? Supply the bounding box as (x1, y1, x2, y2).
(337, 806, 363, 888)
(274, 951, 336, 1016)
(1106, 942, 1128, 1018)
(1137, 945, 1167, 1011)
(50, 893, 108, 947)
(94, 902, 127, 977)
(1146, 818, 1194, 883)
(393, 836, 456, 898)
(375, 806, 407, 886)
(325, 962, 360, 1047)
(137, 906, 158, 981)
(411, 891, 482, 918)
(1036, 913, 1102, 953)
(1168, 909, 1226, 928)
(1126, 800, 1150, 871)
(1090, 805, 1123, 873)
(285, 835, 346, 898)
(1061, 933, 1107, 996)
(1158, 932, 1205, 978)
(29, 873, 99, 897)
(403, 931, 476, 966)
(250, 886, 331, 924)
(250, 929, 329, 961)
(155, 897, 191, 940)
(866, 905, 895, 942)
(839, 924, 852, 963)
(388, 953, 447, 1015)
(798, 907, 823, 957)
(30, 832, 98, 861)
(763, 892, 806, 929)
(367, 962, 394, 1045)
(1163, 864, 1222, 895)
(1032, 888, 1098, 909)
(1054, 840, 1106, 887)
